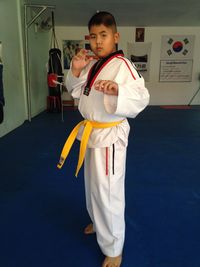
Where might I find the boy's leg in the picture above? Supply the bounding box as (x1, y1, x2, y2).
(85, 140, 127, 259)
(84, 148, 95, 230)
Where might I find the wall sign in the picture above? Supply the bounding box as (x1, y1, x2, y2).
(160, 35, 195, 82)
(159, 60, 193, 82)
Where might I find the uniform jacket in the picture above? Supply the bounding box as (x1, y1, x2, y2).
(65, 50, 150, 148)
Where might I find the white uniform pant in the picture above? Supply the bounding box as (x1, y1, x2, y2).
(84, 139, 127, 257)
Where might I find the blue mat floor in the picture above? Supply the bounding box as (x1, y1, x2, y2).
(0, 106, 200, 267)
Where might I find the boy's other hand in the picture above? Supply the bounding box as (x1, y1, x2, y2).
(94, 80, 118, 96)
(72, 49, 94, 77)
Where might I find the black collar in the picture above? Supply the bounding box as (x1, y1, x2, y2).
(83, 50, 124, 96)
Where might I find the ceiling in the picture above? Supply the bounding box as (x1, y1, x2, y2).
(25, 0, 200, 27)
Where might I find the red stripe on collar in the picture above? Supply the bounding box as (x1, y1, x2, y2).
(116, 56, 136, 80)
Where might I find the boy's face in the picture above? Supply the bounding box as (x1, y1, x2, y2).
(89, 24, 119, 58)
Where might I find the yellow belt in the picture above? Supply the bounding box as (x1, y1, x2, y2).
(57, 119, 122, 177)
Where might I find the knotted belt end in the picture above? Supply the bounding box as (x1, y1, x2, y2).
(57, 157, 65, 169)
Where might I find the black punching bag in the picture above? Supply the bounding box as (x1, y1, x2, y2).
(47, 11, 63, 97)
(48, 48, 63, 96)
(0, 64, 5, 124)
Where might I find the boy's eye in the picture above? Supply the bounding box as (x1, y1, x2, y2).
(90, 35, 96, 39)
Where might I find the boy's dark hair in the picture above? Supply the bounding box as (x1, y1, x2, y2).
(88, 11, 117, 32)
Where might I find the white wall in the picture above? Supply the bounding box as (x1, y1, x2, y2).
(0, 0, 51, 137)
(55, 25, 200, 105)
(0, 0, 27, 137)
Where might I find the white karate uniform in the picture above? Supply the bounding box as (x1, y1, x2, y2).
(65, 52, 149, 257)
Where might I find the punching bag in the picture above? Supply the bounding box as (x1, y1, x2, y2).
(47, 12, 63, 97)
(0, 63, 5, 124)
(48, 48, 63, 96)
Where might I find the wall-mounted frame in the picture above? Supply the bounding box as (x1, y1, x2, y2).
(62, 40, 85, 69)
(135, 28, 145, 42)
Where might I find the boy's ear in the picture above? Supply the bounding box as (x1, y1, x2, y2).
(114, 32, 120, 44)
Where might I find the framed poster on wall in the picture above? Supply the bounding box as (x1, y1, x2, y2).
(135, 28, 145, 42)
(62, 40, 85, 69)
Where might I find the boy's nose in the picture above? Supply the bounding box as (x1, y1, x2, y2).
(96, 36, 101, 44)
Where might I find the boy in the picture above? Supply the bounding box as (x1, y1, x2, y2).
(58, 11, 149, 267)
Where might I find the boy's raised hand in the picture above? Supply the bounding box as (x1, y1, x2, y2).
(94, 80, 119, 96)
(72, 49, 93, 77)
